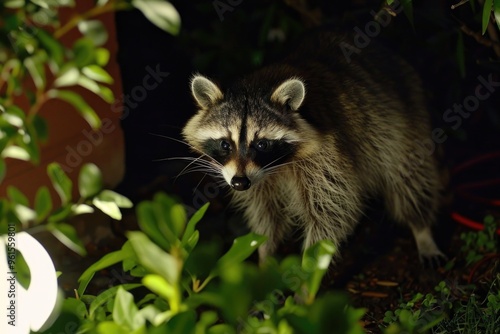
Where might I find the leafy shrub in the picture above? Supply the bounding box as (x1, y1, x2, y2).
(43, 192, 365, 333)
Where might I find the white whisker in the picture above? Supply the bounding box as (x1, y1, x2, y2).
(149, 133, 198, 151)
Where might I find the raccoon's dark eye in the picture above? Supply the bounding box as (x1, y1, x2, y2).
(255, 140, 271, 152)
(220, 140, 231, 151)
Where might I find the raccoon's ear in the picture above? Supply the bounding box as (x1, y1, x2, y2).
(271, 78, 305, 111)
(191, 75, 223, 109)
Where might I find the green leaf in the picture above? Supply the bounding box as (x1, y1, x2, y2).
(89, 284, 142, 318)
(71, 203, 94, 215)
(135, 304, 160, 324)
(12, 204, 36, 226)
(34, 186, 52, 222)
(49, 222, 87, 256)
(2, 105, 25, 127)
(207, 324, 237, 334)
(1, 146, 30, 161)
(78, 20, 108, 46)
(62, 297, 87, 320)
(77, 75, 115, 103)
(151, 193, 184, 245)
(482, 0, 493, 34)
(136, 201, 172, 250)
(97, 84, 115, 103)
(4, 0, 25, 8)
(7, 186, 29, 206)
(47, 89, 101, 129)
(78, 244, 134, 296)
(19, 123, 40, 164)
(32, 115, 49, 142)
(37, 29, 64, 66)
(213, 233, 266, 276)
(47, 162, 72, 204)
(401, 0, 414, 28)
(78, 163, 103, 198)
(31, 0, 49, 8)
(72, 37, 96, 68)
(98, 190, 133, 208)
(494, 0, 500, 31)
(113, 287, 144, 330)
(93, 197, 121, 220)
(82, 65, 114, 84)
(142, 274, 177, 303)
(165, 310, 197, 333)
(122, 256, 139, 274)
(43, 298, 84, 334)
(308, 293, 364, 334)
(54, 66, 80, 87)
(93, 190, 132, 219)
(95, 48, 110, 66)
(170, 204, 186, 238)
(24, 55, 46, 89)
(195, 311, 218, 332)
(127, 231, 180, 285)
(301, 240, 335, 303)
(6, 186, 37, 225)
(132, 0, 181, 35)
(181, 202, 209, 245)
(47, 204, 72, 223)
(13, 249, 31, 290)
(96, 322, 131, 334)
(57, 0, 76, 6)
(183, 230, 199, 255)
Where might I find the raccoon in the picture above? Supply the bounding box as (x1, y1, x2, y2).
(182, 32, 446, 264)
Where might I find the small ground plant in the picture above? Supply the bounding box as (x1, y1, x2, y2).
(383, 216, 500, 333)
(460, 215, 498, 266)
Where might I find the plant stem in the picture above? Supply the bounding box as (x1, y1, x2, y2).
(27, 90, 48, 122)
(193, 275, 214, 293)
(28, 225, 48, 235)
(53, 0, 131, 39)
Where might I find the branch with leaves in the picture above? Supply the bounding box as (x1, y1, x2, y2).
(0, 2, 181, 327)
(0, 0, 181, 180)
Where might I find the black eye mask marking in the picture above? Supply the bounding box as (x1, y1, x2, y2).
(250, 139, 297, 168)
(202, 138, 233, 165)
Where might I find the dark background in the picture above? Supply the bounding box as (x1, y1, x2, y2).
(114, 0, 499, 203)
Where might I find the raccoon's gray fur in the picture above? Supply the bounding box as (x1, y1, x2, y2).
(182, 32, 445, 264)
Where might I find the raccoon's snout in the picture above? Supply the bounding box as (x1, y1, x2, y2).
(231, 176, 251, 191)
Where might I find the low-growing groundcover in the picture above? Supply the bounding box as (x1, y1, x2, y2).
(382, 218, 500, 334)
(347, 215, 500, 334)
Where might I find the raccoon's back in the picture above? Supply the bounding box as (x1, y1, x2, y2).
(246, 32, 426, 129)
(241, 31, 431, 177)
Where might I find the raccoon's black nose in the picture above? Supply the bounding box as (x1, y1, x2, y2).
(231, 176, 251, 191)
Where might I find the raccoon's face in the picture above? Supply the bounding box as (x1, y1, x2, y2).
(182, 75, 309, 191)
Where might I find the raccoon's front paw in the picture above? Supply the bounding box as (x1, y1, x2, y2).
(412, 226, 448, 268)
(418, 248, 448, 268)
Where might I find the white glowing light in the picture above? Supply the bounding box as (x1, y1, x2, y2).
(1, 231, 61, 333)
